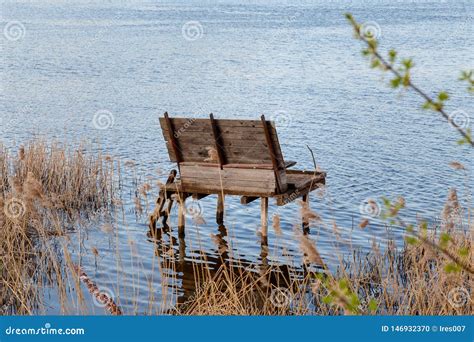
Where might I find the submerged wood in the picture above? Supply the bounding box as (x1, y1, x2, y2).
(74, 265, 122, 316)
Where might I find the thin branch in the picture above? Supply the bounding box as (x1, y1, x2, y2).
(348, 15, 473, 147)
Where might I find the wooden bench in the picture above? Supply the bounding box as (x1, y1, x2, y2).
(149, 113, 326, 241)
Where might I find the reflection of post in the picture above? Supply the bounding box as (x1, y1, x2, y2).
(178, 199, 186, 238)
(178, 236, 186, 265)
(216, 193, 224, 225)
(260, 197, 268, 237)
(260, 235, 268, 265)
(216, 224, 229, 259)
(302, 193, 310, 235)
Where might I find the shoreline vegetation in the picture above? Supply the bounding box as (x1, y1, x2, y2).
(0, 140, 471, 315)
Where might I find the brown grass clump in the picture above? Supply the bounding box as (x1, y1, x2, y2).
(0, 141, 117, 314)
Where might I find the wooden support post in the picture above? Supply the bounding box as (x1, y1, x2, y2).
(149, 170, 177, 230)
(216, 193, 225, 225)
(209, 113, 226, 169)
(162, 198, 174, 225)
(302, 193, 310, 235)
(261, 115, 282, 194)
(149, 196, 164, 230)
(260, 197, 268, 237)
(240, 196, 259, 205)
(178, 200, 186, 238)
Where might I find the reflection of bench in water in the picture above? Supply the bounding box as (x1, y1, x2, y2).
(150, 113, 326, 242)
(147, 223, 313, 312)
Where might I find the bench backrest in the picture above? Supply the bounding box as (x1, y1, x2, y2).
(159, 113, 289, 195)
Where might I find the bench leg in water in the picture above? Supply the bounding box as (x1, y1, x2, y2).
(216, 193, 225, 225)
(178, 199, 186, 238)
(162, 198, 174, 225)
(149, 194, 165, 230)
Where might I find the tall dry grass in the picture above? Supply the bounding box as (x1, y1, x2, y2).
(173, 225, 472, 315)
(0, 140, 116, 314)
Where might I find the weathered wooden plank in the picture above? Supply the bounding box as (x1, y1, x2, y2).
(181, 177, 274, 191)
(162, 131, 281, 148)
(275, 171, 326, 206)
(180, 164, 276, 182)
(180, 181, 275, 195)
(164, 185, 275, 197)
(166, 143, 280, 164)
(160, 117, 276, 129)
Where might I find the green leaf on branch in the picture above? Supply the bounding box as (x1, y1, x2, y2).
(388, 49, 397, 63)
(437, 91, 449, 101)
(401, 58, 413, 70)
(391, 77, 402, 88)
(371, 59, 381, 69)
(402, 73, 410, 87)
(457, 129, 472, 145)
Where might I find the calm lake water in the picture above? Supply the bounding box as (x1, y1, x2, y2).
(1, 0, 472, 314)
